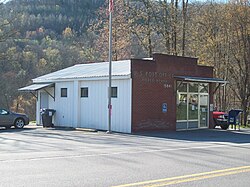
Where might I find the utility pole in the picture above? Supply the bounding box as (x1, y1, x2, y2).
(107, 0, 113, 133)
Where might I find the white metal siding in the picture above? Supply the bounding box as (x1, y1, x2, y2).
(111, 79, 132, 133)
(47, 87, 55, 109)
(53, 82, 74, 127)
(36, 90, 41, 125)
(80, 79, 132, 133)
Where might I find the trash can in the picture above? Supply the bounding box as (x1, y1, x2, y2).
(41, 109, 56, 127)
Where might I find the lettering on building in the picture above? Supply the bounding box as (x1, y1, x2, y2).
(133, 71, 172, 88)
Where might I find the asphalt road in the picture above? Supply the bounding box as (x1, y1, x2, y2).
(0, 125, 250, 187)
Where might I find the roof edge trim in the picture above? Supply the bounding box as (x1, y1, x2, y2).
(174, 76, 228, 84)
(18, 83, 54, 91)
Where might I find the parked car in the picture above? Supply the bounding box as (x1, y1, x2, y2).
(213, 111, 229, 129)
(0, 109, 29, 129)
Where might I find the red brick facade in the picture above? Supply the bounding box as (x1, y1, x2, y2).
(131, 54, 214, 132)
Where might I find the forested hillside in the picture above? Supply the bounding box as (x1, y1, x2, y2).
(5, 0, 104, 35)
(0, 0, 105, 118)
(0, 0, 249, 123)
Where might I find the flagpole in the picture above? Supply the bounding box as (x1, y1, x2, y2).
(107, 0, 113, 133)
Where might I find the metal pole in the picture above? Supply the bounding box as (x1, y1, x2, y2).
(107, 1, 113, 133)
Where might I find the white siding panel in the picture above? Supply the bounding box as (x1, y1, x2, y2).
(111, 79, 132, 133)
(80, 79, 131, 133)
(36, 90, 41, 125)
(47, 87, 55, 109)
(54, 82, 74, 127)
(80, 80, 107, 130)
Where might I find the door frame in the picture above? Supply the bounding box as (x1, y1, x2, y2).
(176, 81, 209, 130)
(198, 94, 209, 128)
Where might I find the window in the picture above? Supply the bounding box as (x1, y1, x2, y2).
(61, 88, 67, 97)
(189, 83, 198, 92)
(81, 87, 88, 98)
(0, 109, 8, 115)
(177, 81, 187, 92)
(177, 94, 187, 120)
(111, 87, 117, 98)
(188, 94, 199, 120)
(199, 83, 208, 93)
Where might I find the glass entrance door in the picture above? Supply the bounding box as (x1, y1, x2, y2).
(188, 94, 199, 129)
(176, 81, 209, 130)
(199, 95, 209, 128)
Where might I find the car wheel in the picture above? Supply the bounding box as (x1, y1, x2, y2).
(213, 119, 219, 127)
(220, 124, 229, 130)
(14, 118, 25, 129)
(212, 123, 217, 129)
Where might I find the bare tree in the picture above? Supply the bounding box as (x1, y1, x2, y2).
(182, 0, 188, 56)
(227, 0, 250, 125)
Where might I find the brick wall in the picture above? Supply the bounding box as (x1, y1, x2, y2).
(131, 54, 214, 132)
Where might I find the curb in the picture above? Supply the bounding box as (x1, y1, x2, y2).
(75, 128, 98, 132)
(27, 124, 98, 132)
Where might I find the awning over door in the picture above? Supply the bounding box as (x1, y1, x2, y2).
(18, 83, 54, 91)
(174, 76, 227, 84)
(18, 83, 55, 100)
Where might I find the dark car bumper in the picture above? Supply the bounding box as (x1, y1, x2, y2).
(214, 118, 228, 126)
